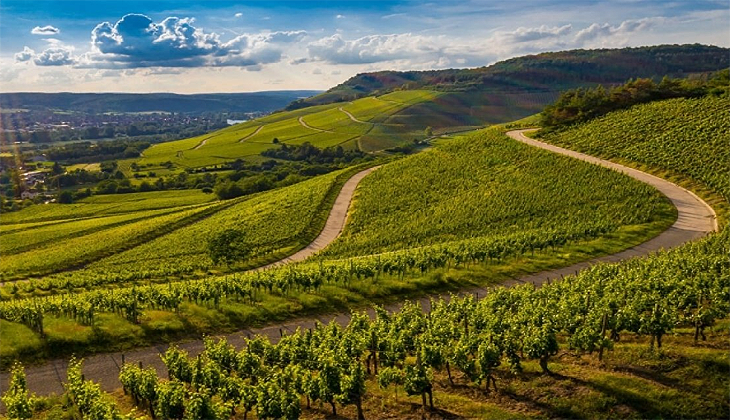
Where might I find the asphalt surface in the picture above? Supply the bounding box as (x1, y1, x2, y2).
(1, 129, 717, 397)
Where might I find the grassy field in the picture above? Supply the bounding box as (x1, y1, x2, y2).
(130, 90, 441, 172)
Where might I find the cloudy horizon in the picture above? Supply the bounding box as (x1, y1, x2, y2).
(1, 0, 728, 93)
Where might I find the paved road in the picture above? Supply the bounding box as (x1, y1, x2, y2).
(3, 129, 718, 397)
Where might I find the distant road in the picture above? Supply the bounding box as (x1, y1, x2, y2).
(238, 125, 264, 142)
(298, 116, 334, 133)
(5, 130, 718, 397)
(339, 107, 368, 124)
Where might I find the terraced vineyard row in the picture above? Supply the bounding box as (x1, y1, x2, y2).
(5, 225, 727, 418)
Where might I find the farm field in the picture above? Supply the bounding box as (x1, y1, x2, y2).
(318, 128, 674, 259)
(2, 93, 729, 420)
(130, 91, 441, 173)
(0, 121, 681, 366)
(0, 166, 364, 288)
(0, 189, 216, 224)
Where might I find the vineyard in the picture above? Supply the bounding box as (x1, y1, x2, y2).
(0, 125, 678, 364)
(4, 228, 728, 418)
(0, 166, 365, 290)
(132, 91, 440, 174)
(317, 129, 673, 258)
(2, 90, 729, 418)
(539, 95, 730, 219)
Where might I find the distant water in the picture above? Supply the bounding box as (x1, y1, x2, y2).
(227, 119, 248, 125)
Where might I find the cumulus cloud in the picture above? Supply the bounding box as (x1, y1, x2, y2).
(31, 25, 60, 35)
(574, 18, 659, 44)
(14, 46, 35, 62)
(307, 33, 441, 64)
(14, 45, 75, 66)
(502, 24, 572, 43)
(16, 13, 307, 69)
(304, 18, 661, 68)
(33, 47, 76, 66)
(234, 12, 243, 18)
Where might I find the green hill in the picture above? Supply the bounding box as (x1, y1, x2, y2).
(283, 44, 727, 135)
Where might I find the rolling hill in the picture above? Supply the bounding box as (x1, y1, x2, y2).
(284, 44, 728, 134)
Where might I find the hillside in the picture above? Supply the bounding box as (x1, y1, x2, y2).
(282, 45, 728, 135)
(0, 91, 320, 115)
(127, 90, 439, 177)
(2, 84, 729, 420)
(292, 44, 728, 107)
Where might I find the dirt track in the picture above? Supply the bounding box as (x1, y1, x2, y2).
(3, 129, 718, 397)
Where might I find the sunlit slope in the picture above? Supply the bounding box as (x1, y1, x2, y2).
(134, 91, 440, 170)
(318, 128, 674, 258)
(540, 95, 730, 204)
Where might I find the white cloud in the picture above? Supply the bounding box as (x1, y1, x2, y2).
(17, 13, 308, 69)
(304, 18, 667, 69)
(14, 47, 35, 62)
(234, 12, 243, 18)
(502, 24, 572, 43)
(33, 47, 76, 66)
(336, 14, 345, 19)
(307, 33, 441, 64)
(574, 18, 661, 45)
(31, 25, 60, 35)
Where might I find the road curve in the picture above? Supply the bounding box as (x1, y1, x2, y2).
(6, 130, 718, 397)
(298, 116, 334, 133)
(507, 129, 718, 236)
(238, 125, 264, 143)
(339, 107, 368, 124)
(260, 166, 380, 269)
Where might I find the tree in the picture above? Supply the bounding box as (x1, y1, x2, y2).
(58, 190, 74, 204)
(51, 161, 64, 175)
(207, 229, 251, 266)
(214, 180, 244, 200)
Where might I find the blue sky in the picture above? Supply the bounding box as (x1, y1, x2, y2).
(1, 0, 728, 93)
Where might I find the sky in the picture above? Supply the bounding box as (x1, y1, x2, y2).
(0, 0, 728, 93)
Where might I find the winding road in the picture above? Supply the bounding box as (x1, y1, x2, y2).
(3, 129, 718, 397)
(339, 107, 368, 124)
(298, 116, 334, 133)
(238, 125, 264, 143)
